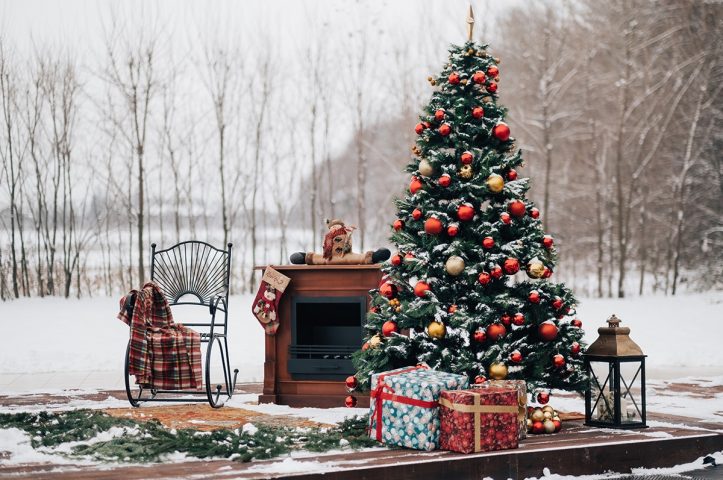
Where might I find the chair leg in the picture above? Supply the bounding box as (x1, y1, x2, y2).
(124, 341, 144, 407)
(205, 336, 226, 408)
(223, 336, 239, 397)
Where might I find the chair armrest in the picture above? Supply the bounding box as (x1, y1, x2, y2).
(209, 294, 227, 316)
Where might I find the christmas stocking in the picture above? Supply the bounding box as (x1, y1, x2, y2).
(252, 266, 290, 335)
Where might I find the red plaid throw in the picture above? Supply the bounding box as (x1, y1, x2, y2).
(118, 282, 202, 390)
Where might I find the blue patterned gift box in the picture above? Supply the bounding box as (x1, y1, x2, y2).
(368, 365, 469, 451)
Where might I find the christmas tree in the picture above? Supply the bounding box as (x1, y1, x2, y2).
(352, 37, 587, 399)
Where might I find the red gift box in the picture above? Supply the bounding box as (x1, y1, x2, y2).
(439, 387, 519, 454)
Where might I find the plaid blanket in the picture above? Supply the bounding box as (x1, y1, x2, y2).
(118, 282, 202, 390)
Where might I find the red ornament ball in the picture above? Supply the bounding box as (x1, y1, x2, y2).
(571, 318, 583, 328)
(345, 375, 358, 390)
(472, 71, 486, 84)
(390, 254, 402, 266)
(543, 267, 553, 278)
(482, 236, 495, 249)
(506, 169, 518, 181)
(415, 123, 425, 135)
(513, 312, 525, 326)
(478, 272, 491, 285)
(474, 375, 487, 384)
(472, 106, 484, 119)
(553, 419, 562, 432)
(543, 235, 554, 249)
(457, 204, 475, 221)
(448, 72, 460, 85)
(501, 314, 512, 326)
(508, 200, 526, 217)
(434, 109, 445, 121)
(503, 257, 520, 275)
(571, 342, 581, 355)
(487, 323, 507, 341)
(412, 208, 423, 220)
(538, 322, 559, 342)
(487, 82, 498, 93)
(529, 290, 541, 304)
(414, 281, 431, 298)
(552, 297, 563, 310)
(473, 328, 487, 343)
(531, 421, 545, 434)
(410, 176, 423, 194)
(537, 391, 550, 405)
(530, 207, 540, 219)
(361, 342, 370, 351)
(393, 219, 404, 231)
(460, 151, 474, 164)
(424, 217, 443, 235)
(438, 174, 451, 187)
(382, 320, 398, 337)
(510, 351, 523, 363)
(492, 122, 510, 141)
(487, 65, 499, 77)
(553, 354, 566, 368)
(345, 395, 357, 408)
(438, 123, 451, 136)
(491, 265, 503, 279)
(500, 212, 511, 225)
(448, 304, 457, 314)
(447, 224, 459, 237)
(405, 252, 415, 260)
(379, 282, 398, 299)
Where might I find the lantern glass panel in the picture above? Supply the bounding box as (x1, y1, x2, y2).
(589, 360, 615, 423)
(620, 360, 644, 424)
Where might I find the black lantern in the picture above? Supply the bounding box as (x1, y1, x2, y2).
(584, 315, 647, 429)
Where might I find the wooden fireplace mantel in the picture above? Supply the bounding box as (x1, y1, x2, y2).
(255, 264, 382, 408)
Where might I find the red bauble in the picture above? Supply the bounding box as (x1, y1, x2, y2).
(345, 375, 358, 390)
(491, 265, 503, 279)
(424, 217, 443, 235)
(390, 254, 402, 266)
(532, 421, 545, 434)
(370, 306, 379, 313)
(553, 354, 566, 368)
(473, 329, 487, 343)
(410, 176, 423, 194)
(460, 151, 474, 164)
(487, 65, 499, 77)
(482, 237, 495, 249)
(487, 82, 498, 93)
(447, 224, 459, 237)
(478, 272, 491, 285)
(405, 252, 415, 260)
(345, 395, 357, 408)
(434, 109, 445, 121)
(538, 322, 559, 341)
(512, 312, 525, 326)
(571, 318, 583, 328)
(503, 257, 520, 275)
(528, 290, 541, 303)
(543, 235, 554, 249)
(553, 419, 562, 432)
(472, 106, 484, 119)
(506, 169, 518, 181)
(414, 281, 431, 298)
(571, 342, 581, 355)
(393, 219, 404, 231)
(412, 208, 423, 220)
(552, 297, 563, 310)
(474, 375, 487, 384)
(438, 123, 451, 136)
(492, 122, 510, 141)
(500, 212, 511, 225)
(448, 304, 457, 314)
(487, 323, 507, 341)
(530, 208, 540, 219)
(508, 200, 526, 217)
(510, 350, 523, 363)
(543, 267, 553, 278)
(379, 282, 398, 299)
(501, 314, 512, 326)
(415, 123, 425, 134)
(448, 72, 460, 85)
(362, 342, 370, 351)
(537, 391, 550, 405)
(382, 320, 398, 337)
(472, 71, 486, 84)
(438, 174, 451, 187)
(457, 204, 475, 221)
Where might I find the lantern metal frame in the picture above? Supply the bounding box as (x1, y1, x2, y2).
(584, 354, 647, 429)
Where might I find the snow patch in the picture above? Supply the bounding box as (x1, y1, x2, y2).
(246, 456, 336, 474)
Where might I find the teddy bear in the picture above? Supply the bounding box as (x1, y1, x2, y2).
(289, 218, 390, 265)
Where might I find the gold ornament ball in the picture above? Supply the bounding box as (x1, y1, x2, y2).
(458, 164, 474, 180)
(427, 321, 447, 339)
(543, 419, 556, 434)
(488, 362, 508, 380)
(526, 418, 533, 429)
(552, 415, 561, 422)
(530, 408, 545, 422)
(527, 261, 546, 279)
(543, 411, 553, 419)
(542, 405, 555, 413)
(418, 159, 434, 177)
(369, 334, 382, 348)
(445, 256, 466, 276)
(486, 174, 505, 193)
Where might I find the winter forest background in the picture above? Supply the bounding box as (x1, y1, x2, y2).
(0, 0, 721, 301)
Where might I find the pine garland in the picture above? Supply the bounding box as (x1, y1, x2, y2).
(0, 410, 377, 463)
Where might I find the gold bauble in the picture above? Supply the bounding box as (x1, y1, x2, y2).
(445, 256, 465, 276)
(460, 79, 468, 85)
(418, 159, 434, 177)
(543, 419, 556, 434)
(526, 418, 533, 429)
(552, 416, 561, 422)
(542, 405, 555, 413)
(543, 411, 553, 419)
(488, 362, 508, 380)
(427, 321, 446, 339)
(369, 334, 382, 348)
(530, 408, 545, 422)
(458, 164, 474, 180)
(486, 174, 505, 193)
(527, 261, 546, 279)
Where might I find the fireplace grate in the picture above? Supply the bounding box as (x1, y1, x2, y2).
(289, 345, 357, 360)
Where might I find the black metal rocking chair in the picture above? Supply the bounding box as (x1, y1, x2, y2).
(123, 241, 239, 408)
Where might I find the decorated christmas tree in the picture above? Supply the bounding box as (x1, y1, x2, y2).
(351, 34, 587, 401)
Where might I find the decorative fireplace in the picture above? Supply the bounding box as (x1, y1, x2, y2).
(256, 264, 382, 408)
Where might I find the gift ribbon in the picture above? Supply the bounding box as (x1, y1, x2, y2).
(439, 394, 517, 452)
(370, 364, 434, 442)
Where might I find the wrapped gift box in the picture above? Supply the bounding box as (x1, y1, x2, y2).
(477, 379, 528, 439)
(368, 365, 468, 451)
(439, 387, 519, 454)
